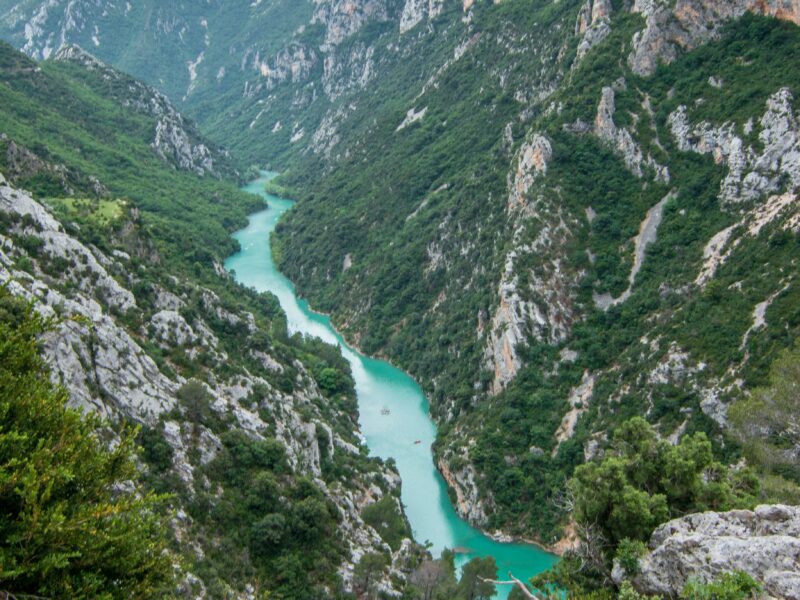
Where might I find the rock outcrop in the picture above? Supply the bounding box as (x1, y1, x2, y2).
(594, 86, 669, 182)
(400, 0, 444, 34)
(54, 45, 229, 178)
(575, 0, 613, 60)
(616, 505, 800, 599)
(629, 0, 800, 76)
(669, 88, 800, 205)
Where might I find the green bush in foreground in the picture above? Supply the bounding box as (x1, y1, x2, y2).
(681, 571, 763, 600)
(0, 288, 173, 598)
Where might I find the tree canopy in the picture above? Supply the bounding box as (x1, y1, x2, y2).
(0, 288, 173, 598)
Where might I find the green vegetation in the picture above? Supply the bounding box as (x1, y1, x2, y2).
(681, 572, 762, 600)
(532, 418, 762, 596)
(188, 431, 344, 598)
(729, 341, 800, 491)
(48, 197, 127, 225)
(2, 2, 800, 598)
(0, 41, 261, 277)
(402, 551, 499, 600)
(571, 418, 757, 549)
(0, 287, 173, 598)
(362, 496, 408, 551)
(268, 6, 800, 549)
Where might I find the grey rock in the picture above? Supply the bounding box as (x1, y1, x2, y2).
(54, 45, 228, 178)
(669, 88, 800, 205)
(628, 0, 800, 77)
(619, 505, 800, 598)
(594, 86, 670, 182)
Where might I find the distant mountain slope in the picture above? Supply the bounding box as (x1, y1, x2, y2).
(272, 1, 800, 546)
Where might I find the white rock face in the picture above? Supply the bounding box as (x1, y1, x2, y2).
(594, 86, 669, 182)
(150, 310, 197, 346)
(53, 45, 225, 178)
(312, 0, 390, 48)
(696, 191, 799, 286)
(484, 133, 576, 394)
(619, 505, 800, 599)
(575, 0, 613, 61)
(593, 192, 674, 310)
(669, 89, 800, 205)
(0, 177, 409, 595)
(628, 0, 800, 76)
(552, 371, 596, 456)
(399, 0, 444, 34)
(508, 134, 552, 212)
(438, 454, 493, 525)
(0, 183, 175, 424)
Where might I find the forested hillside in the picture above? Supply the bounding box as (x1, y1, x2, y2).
(267, 1, 800, 552)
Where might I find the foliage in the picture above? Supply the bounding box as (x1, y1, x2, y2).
(614, 539, 647, 577)
(185, 429, 347, 598)
(249, 3, 800, 555)
(406, 551, 458, 600)
(0, 39, 408, 598)
(362, 496, 408, 551)
(570, 418, 758, 552)
(455, 556, 497, 600)
(0, 287, 173, 598)
(729, 341, 800, 484)
(354, 552, 389, 597)
(680, 571, 762, 600)
(618, 582, 655, 600)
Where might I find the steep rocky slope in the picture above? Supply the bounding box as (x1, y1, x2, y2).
(0, 176, 412, 595)
(0, 42, 416, 597)
(271, 0, 800, 547)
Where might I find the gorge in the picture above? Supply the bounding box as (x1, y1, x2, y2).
(2, 0, 800, 597)
(226, 173, 557, 598)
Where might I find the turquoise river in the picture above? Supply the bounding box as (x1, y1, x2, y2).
(225, 174, 557, 598)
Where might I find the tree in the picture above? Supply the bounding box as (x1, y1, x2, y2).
(251, 513, 287, 556)
(729, 342, 800, 482)
(410, 557, 457, 600)
(456, 557, 497, 600)
(354, 552, 388, 597)
(177, 378, 214, 435)
(568, 417, 757, 567)
(0, 290, 173, 597)
(317, 366, 347, 396)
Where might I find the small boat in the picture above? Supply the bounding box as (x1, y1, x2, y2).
(414, 440, 421, 445)
(380, 406, 390, 415)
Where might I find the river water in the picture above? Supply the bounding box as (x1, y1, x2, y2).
(225, 174, 557, 598)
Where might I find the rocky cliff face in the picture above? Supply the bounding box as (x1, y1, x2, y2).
(53, 44, 232, 178)
(614, 505, 800, 598)
(629, 0, 800, 76)
(0, 171, 410, 596)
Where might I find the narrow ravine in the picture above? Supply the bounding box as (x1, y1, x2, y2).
(225, 173, 557, 598)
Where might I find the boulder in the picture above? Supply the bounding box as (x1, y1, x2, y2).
(615, 505, 800, 598)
